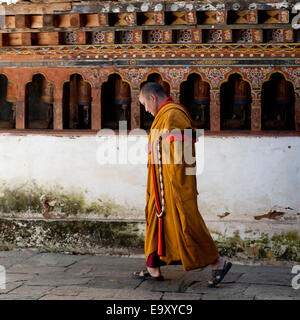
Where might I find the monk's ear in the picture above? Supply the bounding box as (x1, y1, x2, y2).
(149, 93, 157, 103)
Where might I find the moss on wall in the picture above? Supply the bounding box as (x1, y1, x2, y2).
(0, 181, 120, 217)
(212, 230, 300, 262)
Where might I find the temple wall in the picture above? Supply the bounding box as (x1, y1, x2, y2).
(0, 133, 299, 223)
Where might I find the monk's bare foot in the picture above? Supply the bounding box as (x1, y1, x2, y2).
(139, 267, 161, 278)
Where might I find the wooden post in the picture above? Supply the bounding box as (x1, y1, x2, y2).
(15, 84, 25, 130)
(131, 89, 140, 129)
(173, 89, 180, 104)
(91, 86, 101, 131)
(69, 75, 78, 129)
(209, 90, 220, 131)
(53, 87, 63, 130)
(251, 91, 261, 131)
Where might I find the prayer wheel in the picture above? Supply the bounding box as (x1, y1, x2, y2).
(192, 77, 209, 124)
(194, 77, 209, 105)
(0, 80, 15, 129)
(115, 77, 130, 105)
(233, 77, 249, 105)
(6, 81, 17, 103)
(115, 77, 130, 121)
(77, 78, 91, 106)
(230, 77, 249, 126)
(41, 79, 54, 104)
(275, 78, 291, 104)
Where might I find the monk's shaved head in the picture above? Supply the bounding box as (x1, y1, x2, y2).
(140, 82, 166, 100)
(139, 82, 168, 117)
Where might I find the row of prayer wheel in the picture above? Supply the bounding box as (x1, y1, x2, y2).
(5, 77, 94, 105)
(1, 74, 293, 105)
(0, 74, 294, 130)
(189, 77, 251, 106)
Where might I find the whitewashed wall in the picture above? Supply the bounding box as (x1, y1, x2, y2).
(0, 133, 299, 224)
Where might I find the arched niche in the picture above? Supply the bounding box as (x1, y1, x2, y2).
(180, 73, 210, 129)
(140, 73, 170, 130)
(25, 74, 54, 129)
(63, 74, 92, 129)
(101, 73, 131, 130)
(220, 73, 251, 130)
(0, 74, 16, 129)
(261, 72, 295, 130)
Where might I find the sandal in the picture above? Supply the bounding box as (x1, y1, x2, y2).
(207, 261, 232, 288)
(132, 270, 164, 281)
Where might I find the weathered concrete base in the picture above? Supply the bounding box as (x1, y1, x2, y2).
(0, 218, 145, 256)
(0, 217, 299, 263)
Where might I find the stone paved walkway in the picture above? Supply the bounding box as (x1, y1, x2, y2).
(0, 249, 299, 300)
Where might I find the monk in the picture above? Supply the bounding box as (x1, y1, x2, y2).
(132, 82, 232, 287)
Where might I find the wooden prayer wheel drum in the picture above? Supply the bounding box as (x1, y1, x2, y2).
(275, 78, 291, 104)
(85, 14, 101, 27)
(6, 81, 17, 103)
(233, 77, 249, 104)
(77, 78, 91, 106)
(223, 77, 249, 129)
(27, 76, 53, 129)
(0, 80, 16, 129)
(115, 77, 130, 121)
(115, 77, 130, 106)
(77, 78, 91, 128)
(41, 79, 54, 104)
(193, 77, 209, 105)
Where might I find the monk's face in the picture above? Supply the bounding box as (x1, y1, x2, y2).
(139, 92, 159, 117)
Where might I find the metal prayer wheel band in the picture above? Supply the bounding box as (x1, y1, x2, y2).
(115, 101, 130, 105)
(233, 99, 249, 104)
(275, 100, 291, 104)
(194, 100, 209, 105)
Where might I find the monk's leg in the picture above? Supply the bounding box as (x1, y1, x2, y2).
(139, 251, 165, 277)
(211, 256, 226, 270)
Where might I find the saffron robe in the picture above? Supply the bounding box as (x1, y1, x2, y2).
(144, 100, 219, 271)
